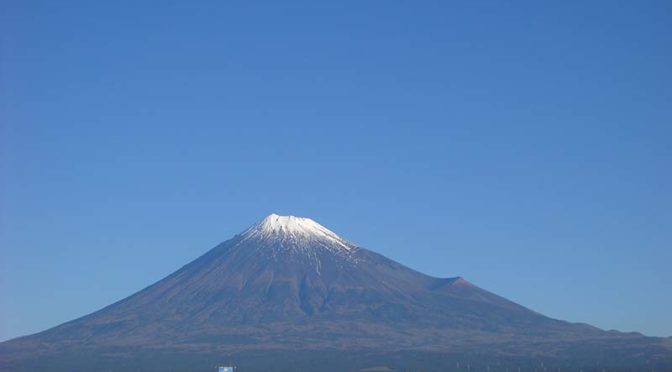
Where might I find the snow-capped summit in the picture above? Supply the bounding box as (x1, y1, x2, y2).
(240, 213, 352, 251)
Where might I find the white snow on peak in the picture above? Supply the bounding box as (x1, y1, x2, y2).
(240, 213, 352, 251)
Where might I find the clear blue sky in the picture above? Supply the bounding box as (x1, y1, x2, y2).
(1, 1, 671, 341)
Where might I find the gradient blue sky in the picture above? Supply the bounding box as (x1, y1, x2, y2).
(1, 1, 671, 341)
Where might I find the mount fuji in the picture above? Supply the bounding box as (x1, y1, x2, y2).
(1, 214, 670, 371)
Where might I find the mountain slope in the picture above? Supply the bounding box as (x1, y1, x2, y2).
(2, 214, 670, 371)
